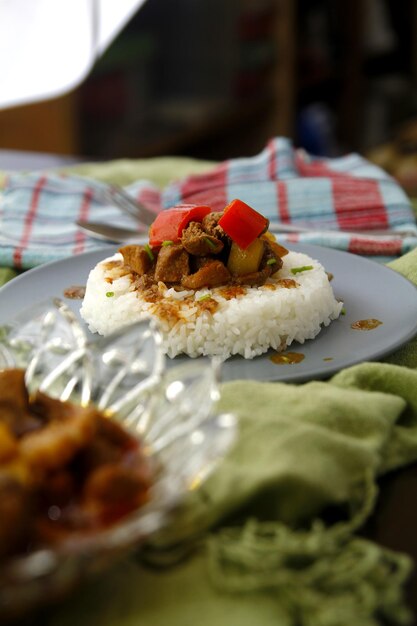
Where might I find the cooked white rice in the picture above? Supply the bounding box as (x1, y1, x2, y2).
(80, 251, 343, 360)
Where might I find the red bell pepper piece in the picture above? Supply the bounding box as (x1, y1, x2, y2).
(149, 204, 212, 247)
(218, 199, 269, 249)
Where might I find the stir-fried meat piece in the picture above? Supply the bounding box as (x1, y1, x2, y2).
(136, 272, 156, 290)
(79, 416, 137, 472)
(0, 368, 41, 437)
(262, 240, 284, 274)
(40, 470, 76, 508)
(261, 236, 289, 260)
(0, 474, 32, 558)
(233, 266, 273, 287)
(31, 390, 88, 423)
(182, 260, 231, 289)
(181, 221, 224, 256)
(0, 422, 18, 463)
(20, 396, 99, 474)
(83, 461, 150, 511)
(154, 244, 190, 283)
(0, 368, 28, 413)
(202, 212, 231, 244)
(191, 255, 216, 271)
(119, 244, 153, 276)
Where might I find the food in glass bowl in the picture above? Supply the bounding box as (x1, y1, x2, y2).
(0, 368, 152, 559)
(0, 307, 237, 619)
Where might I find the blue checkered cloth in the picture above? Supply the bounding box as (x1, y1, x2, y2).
(1, 138, 416, 269)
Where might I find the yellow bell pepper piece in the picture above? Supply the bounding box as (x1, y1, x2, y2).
(227, 238, 264, 275)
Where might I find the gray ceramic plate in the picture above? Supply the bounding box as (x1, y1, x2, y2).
(1, 243, 417, 383)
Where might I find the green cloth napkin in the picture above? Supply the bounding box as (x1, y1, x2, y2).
(59, 156, 215, 188)
(3, 162, 417, 626)
(0, 267, 18, 286)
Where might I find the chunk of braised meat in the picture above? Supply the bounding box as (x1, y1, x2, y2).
(262, 240, 284, 274)
(0, 422, 18, 463)
(261, 236, 289, 259)
(136, 272, 156, 290)
(40, 469, 76, 508)
(0, 419, 33, 557)
(82, 460, 150, 514)
(135, 277, 160, 302)
(119, 244, 153, 276)
(20, 397, 99, 474)
(233, 266, 273, 287)
(182, 260, 231, 289)
(191, 256, 214, 271)
(31, 390, 93, 424)
(0, 473, 32, 558)
(79, 416, 138, 472)
(0, 369, 41, 437)
(154, 244, 190, 283)
(202, 212, 231, 245)
(181, 221, 223, 256)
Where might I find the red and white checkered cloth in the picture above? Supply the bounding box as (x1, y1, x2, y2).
(1, 138, 416, 269)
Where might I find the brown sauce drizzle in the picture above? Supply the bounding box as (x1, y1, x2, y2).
(196, 298, 219, 314)
(218, 285, 247, 300)
(323, 357, 333, 362)
(103, 260, 123, 270)
(270, 351, 305, 365)
(102, 256, 302, 329)
(63, 285, 86, 300)
(140, 286, 160, 304)
(351, 319, 383, 331)
(103, 260, 133, 282)
(149, 294, 220, 323)
(276, 278, 299, 289)
(149, 301, 183, 325)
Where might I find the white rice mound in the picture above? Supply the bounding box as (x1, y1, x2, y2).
(80, 251, 343, 360)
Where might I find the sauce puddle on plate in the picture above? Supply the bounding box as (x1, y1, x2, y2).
(350, 318, 383, 331)
(64, 285, 86, 300)
(270, 352, 305, 365)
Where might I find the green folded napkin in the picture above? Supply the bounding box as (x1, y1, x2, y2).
(0, 267, 18, 287)
(59, 156, 215, 188)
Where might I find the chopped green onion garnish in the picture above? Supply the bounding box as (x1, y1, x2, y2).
(341, 307, 346, 315)
(266, 258, 277, 265)
(198, 294, 211, 302)
(106, 291, 115, 298)
(162, 240, 174, 247)
(203, 237, 217, 250)
(290, 265, 313, 275)
(144, 243, 154, 261)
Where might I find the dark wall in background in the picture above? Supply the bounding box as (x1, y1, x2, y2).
(0, 0, 416, 161)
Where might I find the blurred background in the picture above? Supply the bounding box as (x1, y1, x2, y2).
(1, 0, 417, 189)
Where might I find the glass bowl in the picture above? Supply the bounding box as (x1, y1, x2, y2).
(0, 299, 237, 619)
